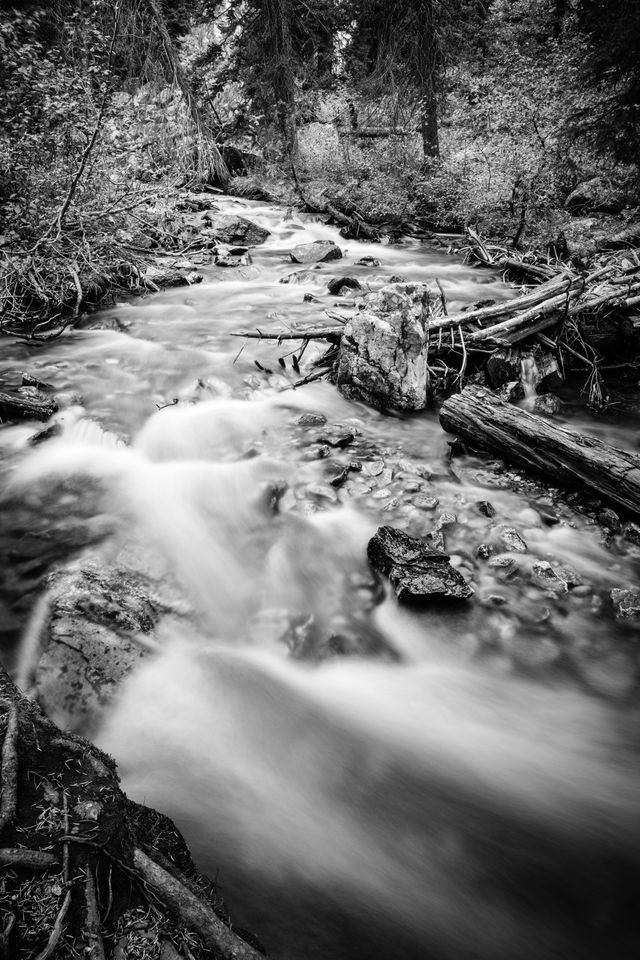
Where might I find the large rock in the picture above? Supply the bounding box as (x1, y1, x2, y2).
(202, 213, 270, 246)
(336, 283, 431, 411)
(367, 525, 474, 603)
(564, 177, 627, 215)
(35, 557, 167, 733)
(289, 240, 343, 264)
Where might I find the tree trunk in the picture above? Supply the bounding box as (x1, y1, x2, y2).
(417, 0, 440, 161)
(145, 0, 229, 186)
(440, 386, 640, 519)
(265, 0, 298, 159)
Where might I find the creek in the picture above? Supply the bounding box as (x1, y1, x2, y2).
(1, 197, 640, 959)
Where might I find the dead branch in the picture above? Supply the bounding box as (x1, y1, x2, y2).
(132, 847, 264, 960)
(231, 326, 344, 343)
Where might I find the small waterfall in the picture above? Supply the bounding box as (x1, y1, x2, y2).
(520, 353, 539, 406)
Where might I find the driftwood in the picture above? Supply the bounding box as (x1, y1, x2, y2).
(231, 326, 344, 343)
(440, 386, 640, 519)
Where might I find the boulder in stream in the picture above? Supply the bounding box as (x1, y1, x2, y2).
(289, 240, 343, 263)
(611, 587, 640, 622)
(35, 557, 164, 734)
(335, 283, 431, 411)
(203, 213, 270, 246)
(327, 276, 362, 295)
(367, 525, 474, 603)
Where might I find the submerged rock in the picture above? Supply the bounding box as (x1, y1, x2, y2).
(280, 269, 321, 284)
(289, 240, 343, 264)
(336, 283, 432, 411)
(367, 525, 474, 603)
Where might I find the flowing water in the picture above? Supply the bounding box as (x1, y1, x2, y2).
(2, 197, 640, 959)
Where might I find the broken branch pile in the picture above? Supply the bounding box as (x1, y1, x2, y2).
(232, 235, 640, 406)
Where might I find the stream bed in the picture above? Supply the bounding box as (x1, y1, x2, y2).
(1, 196, 640, 960)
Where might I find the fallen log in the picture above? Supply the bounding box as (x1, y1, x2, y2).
(440, 386, 640, 519)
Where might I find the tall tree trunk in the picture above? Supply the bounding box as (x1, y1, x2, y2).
(415, 0, 440, 161)
(145, 0, 229, 186)
(553, 0, 569, 37)
(265, 0, 298, 159)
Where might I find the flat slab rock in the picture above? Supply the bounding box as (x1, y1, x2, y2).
(289, 240, 343, 264)
(367, 525, 474, 603)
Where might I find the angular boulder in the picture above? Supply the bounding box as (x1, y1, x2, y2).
(203, 213, 270, 246)
(335, 283, 432, 411)
(289, 240, 343, 264)
(367, 525, 474, 603)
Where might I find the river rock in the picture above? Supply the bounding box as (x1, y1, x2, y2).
(531, 560, 568, 593)
(356, 256, 381, 267)
(611, 587, 640, 622)
(296, 412, 327, 426)
(597, 507, 621, 532)
(367, 525, 474, 603)
(622, 522, 640, 546)
(35, 557, 163, 733)
(290, 240, 343, 264)
(280, 269, 321, 284)
(497, 525, 527, 552)
(533, 394, 563, 416)
(327, 277, 362, 295)
(335, 283, 431, 411)
(203, 213, 270, 246)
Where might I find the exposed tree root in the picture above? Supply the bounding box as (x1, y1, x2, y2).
(0, 703, 18, 834)
(0, 667, 268, 960)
